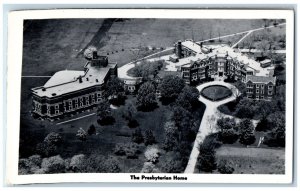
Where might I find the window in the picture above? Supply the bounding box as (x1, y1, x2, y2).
(261, 90, 264, 94)
(261, 84, 264, 88)
(85, 96, 90, 105)
(47, 105, 51, 115)
(183, 73, 190, 77)
(97, 93, 102, 102)
(261, 96, 264, 99)
(91, 94, 95, 104)
(256, 89, 259, 93)
(247, 84, 253, 88)
(256, 84, 259, 88)
(268, 91, 273, 95)
(80, 97, 84, 107)
(268, 85, 273, 89)
(247, 95, 252, 98)
(69, 100, 73, 110)
(256, 95, 259, 99)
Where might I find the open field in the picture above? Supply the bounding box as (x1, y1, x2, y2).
(21, 19, 267, 76)
(215, 146, 285, 174)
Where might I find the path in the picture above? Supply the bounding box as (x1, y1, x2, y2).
(184, 81, 239, 173)
(231, 31, 253, 48)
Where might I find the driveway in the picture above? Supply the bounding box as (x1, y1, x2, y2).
(184, 81, 239, 173)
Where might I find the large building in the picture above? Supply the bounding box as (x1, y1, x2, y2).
(245, 75, 276, 100)
(172, 40, 275, 83)
(31, 52, 117, 120)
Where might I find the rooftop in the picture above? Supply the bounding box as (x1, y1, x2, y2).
(32, 61, 116, 98)
(246, 75, 276, 84)
(181, 40, 202, 53)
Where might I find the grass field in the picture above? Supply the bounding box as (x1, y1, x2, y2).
(215, 146, 285, 174)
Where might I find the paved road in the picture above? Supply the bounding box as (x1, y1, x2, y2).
(184, 81, 239, 173)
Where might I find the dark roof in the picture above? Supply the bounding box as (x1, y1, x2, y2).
(246, 75, 276, 84)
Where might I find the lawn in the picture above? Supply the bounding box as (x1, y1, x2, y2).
(21, 19, 267, 76)
(201, 85, 232, 101)
(215, 146, 285, 174)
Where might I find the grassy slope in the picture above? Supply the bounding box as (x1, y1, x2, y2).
(216, 146, 285, 174)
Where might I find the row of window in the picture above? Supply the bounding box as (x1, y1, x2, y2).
(247, 84, 273, 89)
(247, 89, 273, 95)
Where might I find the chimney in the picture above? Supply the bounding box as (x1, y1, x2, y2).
(92, 51, 98, 59)
(78, 76, 83, 83)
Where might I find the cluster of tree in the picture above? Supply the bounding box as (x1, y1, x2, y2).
(130, 60, 164, 80)
(217, 117, 256, 146)
(19, 154, 122, 174)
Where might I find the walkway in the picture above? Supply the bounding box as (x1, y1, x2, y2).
(184, 81, 239, 173)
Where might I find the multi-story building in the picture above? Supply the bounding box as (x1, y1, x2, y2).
(31, 52, 117, 120)
(175, 40, 247, 84)
(245, 75, 276, 100)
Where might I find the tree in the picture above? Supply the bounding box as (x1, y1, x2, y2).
(136, 82, 157, 111)
(76, 128, 87, 141)
(105, 77, 126, 106)
(216, 117, 239, 144)
(144, 130, 156, 146)
(44, 132, 62, 146)
(83, 46, 97, 60)
(131, 128, 144, 144)
(176, 85, 200, 111)
(264, 111, 285, 147)
(196, 133, 221, 172)
(41, 155, 66, 174)
(123, 102, 139, 128)
(97, 100, 115, 125)
(36, 142, 58, 157)
(171, 106, 195, 142)
(144, 146, 160, 164)
(69, 154, 86, 172)
(239, 119, 256, 146)
(87, 124, 96, 135)
(235, 98, 256, 119)
(84, 154, 121, 173)
(217, 159, 235, 174)
(163, 121, 178, 151)
(232, 80, 246, 99)
(158, 75, 185, 104)
(114, 143, 140, 159)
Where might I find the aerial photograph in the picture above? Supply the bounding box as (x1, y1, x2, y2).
(18, 18, 286, 174)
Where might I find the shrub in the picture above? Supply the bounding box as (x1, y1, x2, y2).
(144, 146, 160, 164)
(161, 157, 185, 173)
(141, 162, 160, 173)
